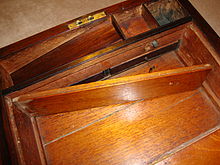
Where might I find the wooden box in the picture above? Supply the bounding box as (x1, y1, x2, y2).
(0, 0, 220, 164)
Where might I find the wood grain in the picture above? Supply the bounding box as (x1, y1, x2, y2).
(0, 66, 17, 164)
(0, 26, 89, 74)
(0, 65, 13, 89)
(0, 0, 149, 59)
(156, 129, 220, 165)
(12, 106, 46, 165)
(177, 26, 220, 101)
(113, 5, 158, 39)
(11, 18, 122, 85)
(8, 24, 186, 98)
(13, 64, 211, 116)
(36, 50, 184, 145)
(43, 89, 220, 164)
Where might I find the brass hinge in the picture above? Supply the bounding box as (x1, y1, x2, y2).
(68, 12, 107, 30)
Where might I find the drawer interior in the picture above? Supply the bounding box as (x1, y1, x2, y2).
(0, 0, 219, 164)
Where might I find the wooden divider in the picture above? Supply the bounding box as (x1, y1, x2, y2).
(13, 64, 211, 116)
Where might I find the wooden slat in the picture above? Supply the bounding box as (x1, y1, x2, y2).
(12, 106, 46, 165)
(11, 18, 122, 86)
(156, 128, 220, 165)
(0, 66, 17, 164)
(8, 24, 187, 98)
(0, 26, 89, 74)
(0, 65, 13, 89)
(13, 64, 211, 116)
(36, 51, 184, 145)
(177, 26, 220, 101)
(43, 89, 220, 165)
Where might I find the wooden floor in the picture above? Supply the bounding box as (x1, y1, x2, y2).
(35, 52, 220, 164)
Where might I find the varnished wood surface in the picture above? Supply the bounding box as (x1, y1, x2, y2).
(13, 64, 211, 116)
(12, 106, 46, 165)
(178, 0, 220, 53)
(0, 0, 150, 59)
(113, 5, 158, 39)
(0, 65, 13, 89)
(37, 51, 184, 145)
(177, 26, 220, 101)
(0, 26, 90, 74)
(11, 18, 122, 86)
(8, 24, 187, 98)
(0, 67, 18, 164)
(156, 129, 220, 165)
(43, 89, 220, 164)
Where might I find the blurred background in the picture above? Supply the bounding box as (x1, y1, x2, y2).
(0, 0, 219, 48)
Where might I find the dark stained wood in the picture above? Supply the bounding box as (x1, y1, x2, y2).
(0, 26, 90, 74)
(156, 128, 220, 165)
(178, 0, 220, 53)
(0, 66, 18, 164)
(8, 24, 187, 98)
(112, 5, 158, 39)
(177, 26, 220, 101)
(13, 64, 211, 116)
(11, 18, 122, 86)
(145, 0, 188, 26)
(111, 51, 184, 78)
(0, 0, 150, 59)
(12, 106, 46, 165)
(0, 65, 13, 90)
(43, 89, 220, 165)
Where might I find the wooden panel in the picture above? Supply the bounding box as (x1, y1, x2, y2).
(37, 102, 135, 145)
(0, 65, 13, 89)
(0, 26, 89, 74)
(43, 89, 220, 164)
(111, 51, 184, 78)
(0, 66, 17, 164)
(11, 18, 122, 85)
(177, 26, 220, 101)
(8, 24, 186, 98)
(13, 106, 46, 165)
(156, 129, 220, 165)
(13, 64, 211, 116)
(178, 0, 220, 53)
(36, 51, 184, 145)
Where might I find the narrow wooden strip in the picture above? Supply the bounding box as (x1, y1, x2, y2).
(0, 65, 13, 89)
(177, 27, 220, 101)
(11, 18, 122, 86)
(12, 106, 46, 164)
(13, 64, 211, 116)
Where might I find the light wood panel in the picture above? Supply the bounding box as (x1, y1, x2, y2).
(156, 128, 220, 165)
(43, 89, 220, 165)
(36, 51, 184, 145)
(13, 64, 211, 116)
